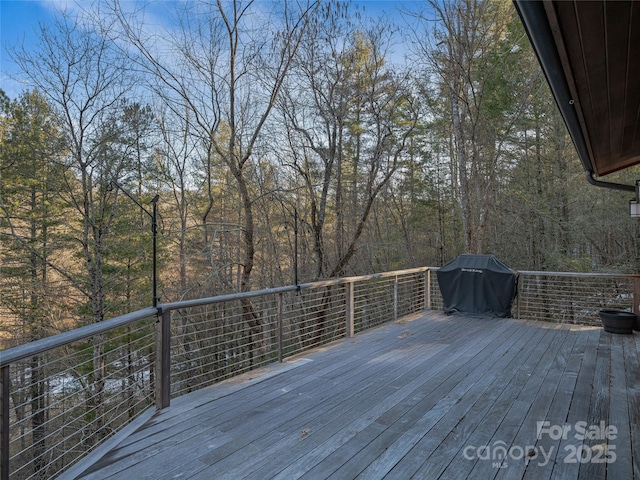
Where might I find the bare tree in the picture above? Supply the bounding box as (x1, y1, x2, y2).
(10, 8, 136, 445)
(110, 0, 319, 364)
(279, 4, 418, 279)
(111, 0, 318, 289)
(409, 0, 535, 254)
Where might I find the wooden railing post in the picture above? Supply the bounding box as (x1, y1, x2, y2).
(346, 282, 355, 337)
(1, 366, 9, 480)
(155, 309, 171, 410)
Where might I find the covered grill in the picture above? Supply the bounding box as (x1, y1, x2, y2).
(437, 254, 517, 318)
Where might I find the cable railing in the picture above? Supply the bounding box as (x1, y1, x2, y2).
(0, 267, 638, 479)
(516, 271, 640, 324)
(0, 268, 431, 479)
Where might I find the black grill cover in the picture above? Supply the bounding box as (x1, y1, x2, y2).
(436, 254, 517, 317)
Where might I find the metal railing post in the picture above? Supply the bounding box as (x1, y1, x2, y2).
(393, 276, 399, 321)
(516, 275, 521, 319)
(346, 282, 355, 337)
(425, 270, 431, 311)
(634, 277, 640, 316)
(155, 309, 171, 410)
(1, 366, 9, 480)
(277, 293, 284, 362)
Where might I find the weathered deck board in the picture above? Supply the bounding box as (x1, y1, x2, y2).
(463, 323, 568, 480)
(520, 327, 590, 480)
(354, 321, 539, 479)
(425, 322, 557, 480)
(495, 324, 578, 479)
(71, 311, 640, 480)
(628, 334, 640, 480)
(293, 321, 527, 479)
(396, 325, 551, 479)
(607, 332, 634, 480)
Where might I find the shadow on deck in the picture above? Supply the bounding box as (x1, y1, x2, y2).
(65, 311, 640, 480)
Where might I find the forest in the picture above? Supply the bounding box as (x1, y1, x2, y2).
(2, 0, 640, 348)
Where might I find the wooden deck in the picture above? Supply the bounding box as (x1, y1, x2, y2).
(67, 311, 640, 480)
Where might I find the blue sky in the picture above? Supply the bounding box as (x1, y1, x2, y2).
(2, 0, 56, 97)
(1, 0, 418, 99)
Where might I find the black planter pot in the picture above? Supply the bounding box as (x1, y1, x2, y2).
(599, 309, 637, 334)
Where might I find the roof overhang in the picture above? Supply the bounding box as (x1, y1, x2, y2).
(513, 0, 640, 184)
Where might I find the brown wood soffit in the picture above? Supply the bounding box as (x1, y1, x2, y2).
(515, 0, 640, 177)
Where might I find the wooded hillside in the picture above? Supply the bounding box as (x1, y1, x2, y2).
(2, 0, 639, 346)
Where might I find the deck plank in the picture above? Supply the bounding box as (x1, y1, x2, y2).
(549, 327, 601, 480)
(426, 322, 559, 480)
(353, 320, 540, 480)
(239, 317, 514, 480)
(277, 318, 519, 479)
(606, 332, 634, 480)
(389, 322, 552, 480)
(207, 342, 450, 478)
(81, 318, 448, 477)
(624, 333, 640, 480)
(577, 330, 611, 479)
(463, 323, 568, 480)
(495, 324, 580, 480)
(70, 312, 639, 480)
(520, 326, 591, 480)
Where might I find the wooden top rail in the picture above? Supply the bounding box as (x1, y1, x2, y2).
(0, 267, 432, 369)
(0, 307, 158, 368)
(2, 267, 635, 368)
(518, 270, 640, 279)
